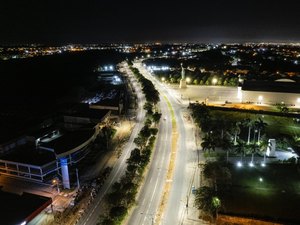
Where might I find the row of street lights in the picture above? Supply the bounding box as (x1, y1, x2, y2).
(160, 77, 218, 85)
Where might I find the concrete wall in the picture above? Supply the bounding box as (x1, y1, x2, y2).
(242, 90, 300, 106)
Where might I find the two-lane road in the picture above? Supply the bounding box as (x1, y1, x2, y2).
(134, 61, 201, 225)
(77, 63, 146, 225)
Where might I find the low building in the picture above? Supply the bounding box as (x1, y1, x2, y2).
(0, 108, 111, 188)
(241, 79, 300, 107)
(0, 189, 52, 225)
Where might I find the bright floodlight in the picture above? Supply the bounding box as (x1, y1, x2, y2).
(237, 161, 243, 167)
(186, 77, 191, 83)
(109, 65, 113, 70)
(249, 162, 254, 167)
(261, 162, 266, 167)
(259, 177, 263, 182)
(212, 78, 218, 85)
(297, 98, 300, 103)
(258, 95, 263, 101)
(20, 222, 27, 225)
(161, 77, 165, 82)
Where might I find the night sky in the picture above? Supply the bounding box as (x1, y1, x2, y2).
(1, 0, 300, 44)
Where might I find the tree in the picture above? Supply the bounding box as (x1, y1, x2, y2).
(254, 118, 268, 143)
(134, 136, 147, 150)
(201, 133, 216, 153)
(194, 186, 221, 221)
(247, 143, 260, 164)
(127, 148, 142, 166)
(242, 118, 253, 144)
(203, 161, 231, 191)
(109, 206, 127, 221)
(150, 127, 158, 136)
(143, 102, 153, 115)
(99, 217, 116, 225)
(219, 137, 233, 163)
(140, 125, 151, 139)
(231, 121, 241, 145)
(152, 112, 162, 125)
(102, 126, 115, 149)
(234, 140, 247, 161)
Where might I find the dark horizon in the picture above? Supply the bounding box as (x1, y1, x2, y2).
(1, 0, 300, 44)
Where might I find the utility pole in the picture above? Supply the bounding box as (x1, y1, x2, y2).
(76, 168, 80, 189)
(186, 195, 189, 215)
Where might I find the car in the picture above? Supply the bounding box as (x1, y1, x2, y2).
(191, 185, 196, 194)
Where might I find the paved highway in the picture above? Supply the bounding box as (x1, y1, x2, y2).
(133, 61, 203, 225)
(77, 62, 146, 225)
(125, 73, 172, 225)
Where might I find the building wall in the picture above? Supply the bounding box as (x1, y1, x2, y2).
(64, 116, 91, 125)
(242, 90, 300, 107)
(0, 137, 27, 155)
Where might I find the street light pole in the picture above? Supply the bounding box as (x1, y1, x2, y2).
(52, 178, 60, 193)
(76, 168, 80, 189)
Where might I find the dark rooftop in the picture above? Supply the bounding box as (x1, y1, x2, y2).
(65, 108, 110, 121)
(40, 129, 95, 156)
(0, 190, 52, 225)
(242, 80, 300, 94)
(1, 143, 56, 166)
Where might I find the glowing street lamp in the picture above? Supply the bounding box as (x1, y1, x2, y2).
(186, 77, 191, 83)
(52, 178, 60, 193)
(212, 78, 218, 85)
(161, 77, 165, 82)
(258, 95, 263, 104)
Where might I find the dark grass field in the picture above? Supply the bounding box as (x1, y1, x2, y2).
(220, 163, 300, 223)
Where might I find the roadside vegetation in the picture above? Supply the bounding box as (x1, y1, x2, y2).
(97, 62, 161, 225)
(190, 102, 300, 224)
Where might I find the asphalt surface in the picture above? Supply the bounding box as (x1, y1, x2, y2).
(132, 61, 204, 225)
(125, 71, 172, 225)
(77, 63, 146, 225)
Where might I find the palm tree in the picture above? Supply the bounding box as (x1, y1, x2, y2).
(234, 140, 247, 161)
(194, 186, 220, 221)
(242, 118, 252, 145)
(231, 121, 241, 145)
(247, 143, 260, 164)
(254, 118, 268, 144)
(219, 137, 233, 163)
(203, 161, 231, 191)
(102, 126, 115, 149)
(201, 133, 216, 153)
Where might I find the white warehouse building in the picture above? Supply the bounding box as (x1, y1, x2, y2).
(240, 79, 300, 107)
